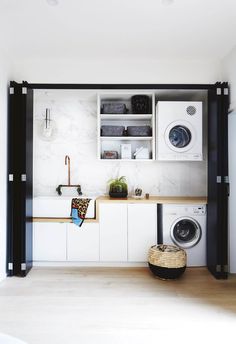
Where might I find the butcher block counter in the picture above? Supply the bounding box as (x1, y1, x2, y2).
(96, 195, 207, 204)
(33, 195, 207, 223)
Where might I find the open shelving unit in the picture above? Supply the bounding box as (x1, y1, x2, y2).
(100, 136, 153, 141)
(100, 114, 153, 120)
(97, 91, 155, 161)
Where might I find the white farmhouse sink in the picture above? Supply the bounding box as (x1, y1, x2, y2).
(33, 196, 96, 219)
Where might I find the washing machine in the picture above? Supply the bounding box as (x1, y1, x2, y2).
(158, 204, 207, 266)
(156, 101, 203, 161)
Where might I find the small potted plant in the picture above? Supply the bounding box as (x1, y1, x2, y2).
(108, 176, 128, 198)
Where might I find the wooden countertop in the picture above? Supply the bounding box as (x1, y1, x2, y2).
(96, 195, 207, 204)
(33, 195, 207, 223)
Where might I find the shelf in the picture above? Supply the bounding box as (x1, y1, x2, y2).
(100, 114, 153, 120)
(100, 136, 153, 141)
(97, 92, 156, 161)
(100, 158, 154, 161)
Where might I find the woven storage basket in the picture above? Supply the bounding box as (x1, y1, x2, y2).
(148, 244, 186, 280)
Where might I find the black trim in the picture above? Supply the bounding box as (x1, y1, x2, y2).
(21, 82, 34, 276)
(157, 204, 163, 244)
(6, 81, 15, 276)
(28, 83, 216, 90)
(7, 81, 33, 277)
(149, 263, 186, 280)
(207, 82, 229, 279)
(221, 82, 229, 277)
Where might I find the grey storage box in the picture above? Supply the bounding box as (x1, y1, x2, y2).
(127, 125, 151, 136)
(101, 125, 125, 136)
(101, 103, 128, 114)
(103, 151, 118, 159)
(131, 95, 151, 114)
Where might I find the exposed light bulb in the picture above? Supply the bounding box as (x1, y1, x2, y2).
(40, 109, 57, 141)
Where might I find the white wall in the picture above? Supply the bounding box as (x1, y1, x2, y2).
(0, 56, 11, 281)
(222, 46, 236, 111)
(222, 46, 236, 273)
(33, 89, 208, 198)
(25, 57, 220, 200)
(12, 57, 221, 84)
(11, 57, 219, 201)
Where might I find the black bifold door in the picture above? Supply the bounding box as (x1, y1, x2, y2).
(207, 82, 229, 279)
(7, 81, 33, 277)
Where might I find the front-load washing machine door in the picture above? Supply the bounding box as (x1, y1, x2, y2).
(170, 217, 201, 249)
(165, 120, 196, 152)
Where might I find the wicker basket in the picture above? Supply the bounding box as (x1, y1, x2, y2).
(148, 244, 186, 280)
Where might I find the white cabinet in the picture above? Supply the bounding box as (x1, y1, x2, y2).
(33, 203, 157, 264)
(67, 223, 99, 261)
(128, 204, 157, 262)
(99, 203, 128, 261)
(99, 202, 157, 263)
(33, 223, 67, 261)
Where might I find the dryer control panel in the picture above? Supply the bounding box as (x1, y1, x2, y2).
(192, 206, 206, 215)
(164, 204, 207, 216)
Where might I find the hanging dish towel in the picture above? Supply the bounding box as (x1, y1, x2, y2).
(71, 198, 91, 227)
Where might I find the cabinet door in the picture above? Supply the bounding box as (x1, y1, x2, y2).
(67, 223, 99, 261)
(99, 203, 127, 261)
(128, 204, 157, 262)
(33, 223, 67, 261)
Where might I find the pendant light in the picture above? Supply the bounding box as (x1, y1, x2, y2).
(40, 108, 57, 141)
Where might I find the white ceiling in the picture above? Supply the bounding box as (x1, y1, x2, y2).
(0, 0, 235, 60)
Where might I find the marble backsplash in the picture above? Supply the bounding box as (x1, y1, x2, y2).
(33, 90, 207, 198)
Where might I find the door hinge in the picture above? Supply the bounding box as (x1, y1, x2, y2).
(21, 174, 27, 182)
(9, 174, 14, 182)
(216, 176, 222, 183)
(224, 176, 229, 183)
(21, 263, 26, 271)
(216, 265, 228, 273)
(8, 263, 13, 271)
(9, 87, 14, 95)
(22, 87, 27, 94)
(216, 88, 222, 95)
(224, 88, 229, 96)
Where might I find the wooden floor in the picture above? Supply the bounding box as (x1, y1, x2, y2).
(0, 267, 236, 344)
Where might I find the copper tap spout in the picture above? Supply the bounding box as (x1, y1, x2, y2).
(65, 155, 71, 186)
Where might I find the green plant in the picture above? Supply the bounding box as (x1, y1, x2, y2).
(108, 176, 128, 194)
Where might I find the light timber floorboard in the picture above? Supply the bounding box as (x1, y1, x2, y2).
(0, 267, 236, 344)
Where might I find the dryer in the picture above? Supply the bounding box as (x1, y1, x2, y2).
(156, 101, 203, 161)
(158, 204, 207, 267)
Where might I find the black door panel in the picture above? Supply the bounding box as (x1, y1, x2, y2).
(207, 82, 229, 279)
(7, 82, 33, 277)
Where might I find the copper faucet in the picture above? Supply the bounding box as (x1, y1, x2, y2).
(56, 155, 82, 196)
(65, 155, 71, 186)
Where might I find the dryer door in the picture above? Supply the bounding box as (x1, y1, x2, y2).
(165, 120, 196, 152)
(170, 217, 201, 249)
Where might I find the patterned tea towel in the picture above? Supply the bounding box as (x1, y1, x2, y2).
(71, 198, 91, 227)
